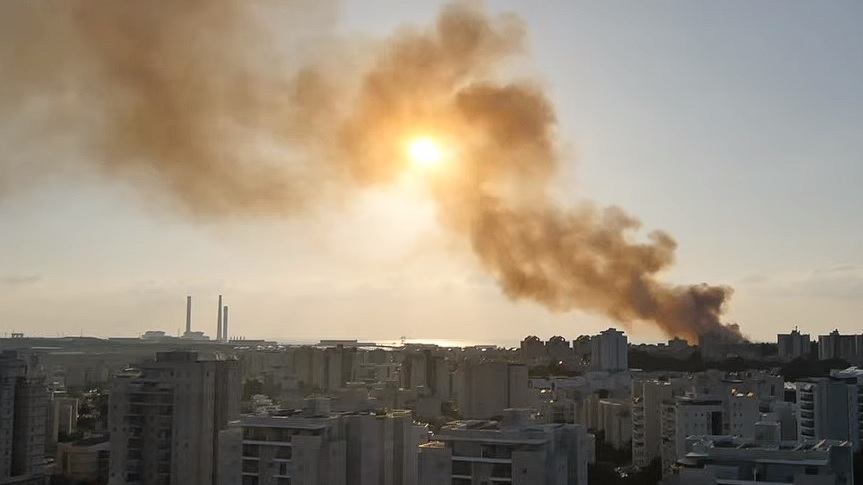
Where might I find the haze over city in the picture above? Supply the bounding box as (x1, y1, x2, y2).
(1, 0, 862, 344)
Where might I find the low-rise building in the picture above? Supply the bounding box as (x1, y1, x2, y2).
(56, 437, 110, 484)
(673, 435, 853, 485)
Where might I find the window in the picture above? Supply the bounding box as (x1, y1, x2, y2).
(453, 461, 471, 475)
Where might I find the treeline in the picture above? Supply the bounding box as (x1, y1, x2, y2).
(629, 348, 851, 380)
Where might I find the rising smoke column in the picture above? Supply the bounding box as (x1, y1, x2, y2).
(0, 1, 737, 342)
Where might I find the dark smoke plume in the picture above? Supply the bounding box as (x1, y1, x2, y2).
(0, 0, 739, 342)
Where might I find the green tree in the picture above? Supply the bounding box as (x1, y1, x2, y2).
(242, 378, 264, 401)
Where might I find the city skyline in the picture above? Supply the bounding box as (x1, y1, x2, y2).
(2, 0, 862, 344)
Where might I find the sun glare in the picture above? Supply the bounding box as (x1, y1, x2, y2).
(407, 137, 444, 167)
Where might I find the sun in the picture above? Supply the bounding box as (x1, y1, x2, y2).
(407, 137, 444, 167)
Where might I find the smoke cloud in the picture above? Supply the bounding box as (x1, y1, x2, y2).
(0, 0, 738, 342)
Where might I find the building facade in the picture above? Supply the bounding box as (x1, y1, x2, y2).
(674, 435, 853, 485)
(591, 329, 628, 372)
(423, 409, 591, 485)
(240, 401, 425, 485)
(107, 351, 241, 485)
(777, 329, 811, 361)
(796, 368, 863, 451)
(817, 330, 861, 363)
(0, 350, 48, 485)
(632, 380, 672, 469)
(454, 362, 529, 420)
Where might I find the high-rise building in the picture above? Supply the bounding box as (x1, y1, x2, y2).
(796, 367, 863, 451)
(632, 380, 671, 469)
(0, 350, 49, 485)
(777, 328, 811, 361)
(401, 351, 450, 399)
(45, 394, 79, 454)
(421, 409, 591, 485)
(454, 361, 529, 420)
(596, 399, 631, 450)
(590, 328, 628, 372)
(107, 351, 241, 485)
(817, 330, 861, 363)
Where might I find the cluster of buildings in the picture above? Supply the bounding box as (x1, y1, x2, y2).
(2, 324, 862, 485)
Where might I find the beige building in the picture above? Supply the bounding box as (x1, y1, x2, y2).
(107, 351, 241, 485)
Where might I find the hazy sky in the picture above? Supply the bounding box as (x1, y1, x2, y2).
(1, 0, 861, 344)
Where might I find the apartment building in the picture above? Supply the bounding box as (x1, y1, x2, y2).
(454, 361, 529, 420)
(777, 329, 811, 361)
(591, 329, 628, 372)
(240, 399, 426, 485)
(0, 350, 49, 485)
(596, 399, 631, 450)
(56, 437, 110, 484)
(674, 435, 853, 485)
(632, 380, 672, 468)
(107, 351, 241, 485)
(796, 367, 863, 451)
(422, 409, 591, 485)
(817, 331, 863, 363)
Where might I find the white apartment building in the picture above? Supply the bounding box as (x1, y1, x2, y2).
(591, 329, 628, 372)
(817, 331, 863, 363)
(796, 367, 863, 451)
(659, 392, 760, 476)
(0, 350, 48, 485)
(422, 409, 591, 485)
(597, 399, 631, 450)
(108, 351, 242, 485)
(674, 435, 853, 485)
(240, 400, 426, 485)
(632, 380, 672, 468)
(672, 397, 724, 457)
(777, 329, 811, 361)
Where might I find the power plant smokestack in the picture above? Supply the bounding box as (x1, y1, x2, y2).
(216, 295, 223, 342)
(185, 295, 192, 334)
(222, 306, 229, 343)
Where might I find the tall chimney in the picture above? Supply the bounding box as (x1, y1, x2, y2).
(185, 295, 192, 334)
(216, 294, 223, 341)
(222, 305, 229, 343)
